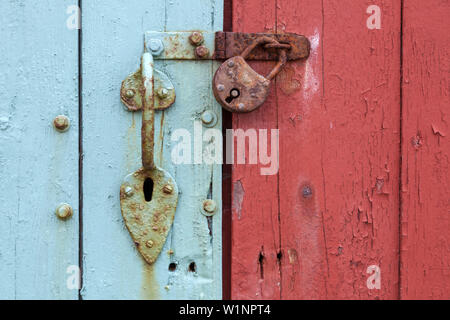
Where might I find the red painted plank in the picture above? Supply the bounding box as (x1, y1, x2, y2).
(232, 0, 402, 299)
(231, 0, 281, 300)
(400, 0, 450, 300)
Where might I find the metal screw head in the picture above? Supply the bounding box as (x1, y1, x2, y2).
(125, 89, 135, 99)
(146, 240, 154, 248)
(157, 88, 169, 99)
(53, 115, 70, 132)
(200, 110, 217, 127)
(217, 84, 225, 92)
(189, 31, 204, 46)
(195, 45, 209, 58)
(238, 103, 245, 110)
(124, 186, 134, 197)
(148, 39, 164, 56)
(163, 184, 173, 194)
(227, 60, 235, 67)
(55, 203, 73, 220)
(201, 199, 217, 216)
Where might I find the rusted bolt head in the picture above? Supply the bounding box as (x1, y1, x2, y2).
(195, 45, 209, 58)
(157, 88, 169, 99)
(217, 84, 225, 92)
(148, 39, 164, 56)
(125, 89, 135, 99)
(189, 31, 204, 46)
(55, 203, 73, 220)
(163, 184, 173, 194)
(201, 199, 217, 216)
(146, 240, 154, 248)
(302, 186, 313, 198)
(201, 110, 217, 127)
(124, 186, 134, 197)
(53, 115, 70, 132)
(227, 60, 235, 67)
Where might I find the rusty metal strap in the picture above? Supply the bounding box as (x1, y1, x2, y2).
(213, 31, 310, 61)
(144, 31, 310, 61)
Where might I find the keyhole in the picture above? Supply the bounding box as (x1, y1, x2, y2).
(143, 178, 154, 202)
(225, 88, 240, 103)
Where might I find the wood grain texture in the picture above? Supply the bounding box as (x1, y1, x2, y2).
(231, 0, 282, 300)
(232, 0, 402, 299)
(0, 0, 79, 299)
(400, 0, 450, 300)
(82, 0, 223, 299)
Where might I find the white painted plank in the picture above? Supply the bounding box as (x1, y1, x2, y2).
(0, 0, 79, 299)
(82, 0, 223, 299)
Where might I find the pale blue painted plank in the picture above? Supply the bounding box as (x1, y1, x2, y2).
(0, 0, 79, 299)
(82, 0, 223, 299)
(148, 0, 223, 300)
(81, 0, 165, 299)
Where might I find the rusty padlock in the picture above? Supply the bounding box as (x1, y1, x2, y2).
(213, 37, 288, 113)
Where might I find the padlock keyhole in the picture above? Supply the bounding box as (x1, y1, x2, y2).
(225, 88, 240, 104)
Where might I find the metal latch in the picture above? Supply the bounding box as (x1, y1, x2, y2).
(119, 31, 309, 265)
(120, 52, 178, 265)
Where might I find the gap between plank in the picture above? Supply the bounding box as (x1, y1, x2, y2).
(398, 0, 404, 301)
(78, 0, 84, 301)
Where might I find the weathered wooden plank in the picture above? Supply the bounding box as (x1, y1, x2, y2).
(281, 0, 401, 300)
(401, 0, 450, 300)
(231, 0, 281, 300)
(82, 0, 223, 299)
(0, 0, 79, 299)
(232, 0, 401, 299)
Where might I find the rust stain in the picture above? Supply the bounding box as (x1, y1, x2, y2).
(232, 180, 245, 219)
(157, 111, 165, 167)
(126, 113, 138, 172)
(277, 65, 302, 95)
(288, 248, 298, 265)
(141, 263, 159, 300)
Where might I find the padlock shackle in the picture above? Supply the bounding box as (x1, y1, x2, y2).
(267, 49, 287, 80)
(239, 37, 288, 80)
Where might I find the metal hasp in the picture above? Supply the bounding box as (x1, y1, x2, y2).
(120, 52, 178, 265)
(214, 32, 310, 61)
(123, 31, 310, 112)
(118, 31, 310, 262)
(142, 31, 310, 61)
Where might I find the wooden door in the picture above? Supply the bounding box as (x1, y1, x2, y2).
(230, 0, 449, 300)
(401, 0, 450, 299)
(81, 1, 223, 299)
(1, 0, 449, 300)
(0, 0, 79, 300)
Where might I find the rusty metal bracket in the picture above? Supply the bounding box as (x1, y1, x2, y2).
(213, 32, 310, 61)
(121, 67, 175, 112)
(143, 31, 310, 61)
